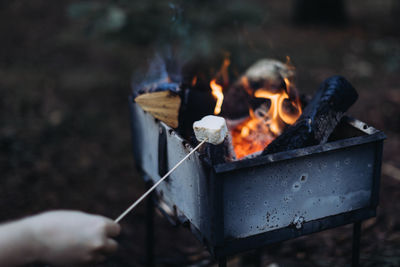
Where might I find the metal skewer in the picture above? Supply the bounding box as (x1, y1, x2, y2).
(115, 139, 207, 223)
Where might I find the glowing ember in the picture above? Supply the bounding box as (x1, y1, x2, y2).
(231, 109, 276, 158)
(231, 77, 302, 159)
(191, 76, 198, 87)
(210, 79, 224, 115)
(207, 57, 302, 159)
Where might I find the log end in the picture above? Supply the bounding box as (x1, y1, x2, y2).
(135, 91, 181, 128)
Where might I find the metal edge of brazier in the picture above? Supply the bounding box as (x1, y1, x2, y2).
(129, 97, 386, 258)
(129, 96, 216, 244)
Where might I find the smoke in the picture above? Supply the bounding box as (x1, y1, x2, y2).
(132, 53, 169, 94)
(131, 1, 188, 94)
(131, 47, 186, 94)
(131, 0, 265, 94)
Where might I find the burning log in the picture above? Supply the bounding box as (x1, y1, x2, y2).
(178, 88, 216, 138)
(263, 75, 358, 155)
(220, 81, 252, 119)
(134, 83, 181, 128)
(244, 58, 295, 91)
(221, 58, 296, 120)
(226, 59, 303, 159)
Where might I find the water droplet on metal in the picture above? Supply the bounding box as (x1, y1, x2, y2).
(292, 182, 301, 192)
(300, 173, 308, 183)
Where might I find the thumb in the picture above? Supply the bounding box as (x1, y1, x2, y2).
(104, 220, 121, 237)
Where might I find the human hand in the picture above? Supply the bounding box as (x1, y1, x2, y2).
(25, 210, 121, 266)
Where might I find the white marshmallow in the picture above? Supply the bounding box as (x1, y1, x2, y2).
(193, 115, 228, 145)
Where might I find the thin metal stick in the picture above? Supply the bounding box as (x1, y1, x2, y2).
(115, 139, 207, 223)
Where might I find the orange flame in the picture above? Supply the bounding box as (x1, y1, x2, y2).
(282, 78, 302, 124)
(207, 57, 302, 159)
(210, 79, 224, 115)
(210, 57, 230, 115)
(191, 76, 198, 87)
(231, 77, 302, 159)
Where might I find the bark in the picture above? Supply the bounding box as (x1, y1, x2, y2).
(263, 75, 358, 154)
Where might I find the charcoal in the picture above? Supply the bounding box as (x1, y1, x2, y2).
(263, 75, 358, 154)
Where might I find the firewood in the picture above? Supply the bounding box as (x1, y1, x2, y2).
(262, 76, 358, 155)
(221, 58, 295, 119)
(178, 88, 216, 138)
(220, 81, 252, 119)
(244, 58, 295, 91)
(134, 90, 181, 128)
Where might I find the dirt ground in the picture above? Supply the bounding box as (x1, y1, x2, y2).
(0, 0, 399, 266)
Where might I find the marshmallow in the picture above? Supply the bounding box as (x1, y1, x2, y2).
(193, 115, 228, 145)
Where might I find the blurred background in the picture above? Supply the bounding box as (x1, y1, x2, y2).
(0, 0, 399, 266)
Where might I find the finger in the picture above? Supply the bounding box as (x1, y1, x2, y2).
(104, 221, 121, 237)
(100, 238, 119, 254)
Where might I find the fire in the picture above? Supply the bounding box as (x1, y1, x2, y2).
(231, 111, 276, 159)
(210, 57, 230, 115)
(191, 76, 198, 87)
(207, 57, 302, 159)
(210, 79, 224, 115)
(281, 78, 302, 124)
(231, 78, 302, 159)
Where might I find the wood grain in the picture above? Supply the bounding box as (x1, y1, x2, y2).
(135, 91, 181, 128)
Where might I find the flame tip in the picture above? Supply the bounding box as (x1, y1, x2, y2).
(209, 57, 302, 159)
(210, 79, 224, 115)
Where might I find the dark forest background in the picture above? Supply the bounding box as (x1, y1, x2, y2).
(0, 0, 399, 266)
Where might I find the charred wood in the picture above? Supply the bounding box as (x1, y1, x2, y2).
(263, 75, 358, 155)
(221, 59, 296, 120)
(244, 59, 295, 92)
(203, 136, 236, 165)
(220, 81, 252, 119)
(177, 88, 216, 139)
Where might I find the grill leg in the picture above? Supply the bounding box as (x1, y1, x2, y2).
(218, 257, 227, 267)
(254, 249, 262, 267)
(240, 249, 262, 267)
(352, 221, 362, 267)
(146, 187, 155, 267)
